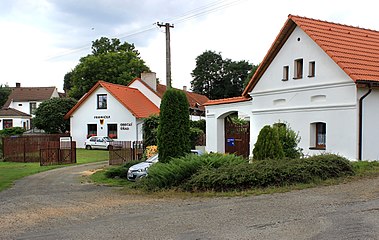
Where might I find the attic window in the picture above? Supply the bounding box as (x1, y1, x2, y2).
(97, 94, 107, 109)
(294, 59, 303, 79)
(282, 66, 289, 81)
(308, 61, 315, 77)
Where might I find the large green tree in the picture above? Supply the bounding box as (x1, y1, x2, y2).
(33, 98, 77, 134)
(191, 50, 257, 100)
(0, 84, 11, 108)
(157, 89, 191, 163)
(64, 37, 150, 100)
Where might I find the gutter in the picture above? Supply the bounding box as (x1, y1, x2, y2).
(358, 83, 372, 161)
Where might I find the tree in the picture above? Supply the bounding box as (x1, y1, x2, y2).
(252, 125, 284, 160)
(64, 37, 150, 100)
(157, 89, 190, 163)
(0, 84, 11, 108)
(33, 98, 77, 134)
(143, 114, 160, 147)
(191, 50, 256, 100)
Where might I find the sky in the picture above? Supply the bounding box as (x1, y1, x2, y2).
(1, 0, 379, 92)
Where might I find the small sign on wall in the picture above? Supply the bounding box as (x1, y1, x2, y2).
(120, 122, 132, 130)
(227, 138, 235, 146)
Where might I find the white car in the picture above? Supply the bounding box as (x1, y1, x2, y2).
(84, 136, 113, 150)
(127, 150, 203, 181)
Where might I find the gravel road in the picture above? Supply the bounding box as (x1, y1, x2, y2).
(1, 161, 379, 240)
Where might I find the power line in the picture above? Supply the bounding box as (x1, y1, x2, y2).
(46, 0, 247, 61)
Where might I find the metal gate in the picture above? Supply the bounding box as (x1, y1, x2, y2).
(225, 119, 250, 158)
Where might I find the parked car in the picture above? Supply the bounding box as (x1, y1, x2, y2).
(84, 136, 114, 150)
(127, 150, 203, 181)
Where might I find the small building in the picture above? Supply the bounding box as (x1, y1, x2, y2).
(0, 83, 60, 130)
(65, 72, 209, 148)
(205, 15, 379, 160)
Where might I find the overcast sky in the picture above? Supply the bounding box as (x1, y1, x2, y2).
(1, 0, 378, 92)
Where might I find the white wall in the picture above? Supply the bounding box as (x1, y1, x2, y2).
(205, 101, 252, 154)
(128, 80, 161, 107)
(361, 88, 379, 160)
(69, 87, 138, 148)
(249, 26, 359, 159)
(0, 117, 30, 130)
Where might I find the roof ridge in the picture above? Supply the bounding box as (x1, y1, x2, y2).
(289, 14, 379, 34)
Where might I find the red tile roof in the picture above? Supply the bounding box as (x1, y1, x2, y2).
(3, 87, 57, 108)
(64, 81, 159, 119)
(129, 78, 209, 111)
(204, 96, 251, 106)
(243, 15, 379, 96)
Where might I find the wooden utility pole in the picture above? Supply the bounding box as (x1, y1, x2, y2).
(157, 22, 174, 89)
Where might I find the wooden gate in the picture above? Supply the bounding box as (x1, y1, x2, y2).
(40, 141, 76, 166)
(225, 119, 250, 158)
(108, 141, 144, 165)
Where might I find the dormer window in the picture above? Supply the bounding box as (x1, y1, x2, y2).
(294, 59, 303, 79)
(282, 66, 289, 81)
(308, 61, 315, 77)
(97, 94, 107, 109)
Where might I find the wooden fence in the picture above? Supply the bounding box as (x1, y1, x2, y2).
(2, 134, 76, 165)
(108, 141, 144, 165)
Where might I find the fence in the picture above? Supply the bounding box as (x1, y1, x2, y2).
(40, 141, 76, 166)
(108, 141, 144, 165)
(2, 134, 76, 165)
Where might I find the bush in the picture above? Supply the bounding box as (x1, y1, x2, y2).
(186, 154, 354, 191)
(139, 153, 246, 191)
(105, 160, 142, 179)
(189, 127, 204, 149)
(143, 115, 159, 146)
(253, 125, 284, 160)
(273, 122, 302, 159)
(157, 89, 191, 163)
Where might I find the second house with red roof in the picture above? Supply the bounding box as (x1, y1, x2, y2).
(64, 72, 209, 148)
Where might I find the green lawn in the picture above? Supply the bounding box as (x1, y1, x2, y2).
(0, 149, 109, 192)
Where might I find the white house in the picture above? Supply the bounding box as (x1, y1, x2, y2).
(65, 72, 209, 148)
(0, 83, 60, 130)
(205, 15, 379, 161)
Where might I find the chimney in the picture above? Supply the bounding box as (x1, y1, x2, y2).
(16, 82, 21, 88)
(183, 86, 187, 91)
(141, 72, 157, 91)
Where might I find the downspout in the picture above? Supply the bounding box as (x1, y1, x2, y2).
(358, 83, 372, 161)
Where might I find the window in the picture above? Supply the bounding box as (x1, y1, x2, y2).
(3, 119, 13, 129)
(87, 124, 97, 138)
(97, 94, 107, 109)
(310, 122, 326, 149)
(308, 61, 315, 77)
(294, 59, 303, 79)
(108, 124, 118, 139)
(29, 102, 37, 115)
(282, 66, 289, 81)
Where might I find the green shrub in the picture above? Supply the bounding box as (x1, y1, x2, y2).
(157, 89, 191, 163)
(190, 119, 206, 133)
(143, 114, 159, 147)
(273, 122, 302, 159)
(139, 153, 246, 191)
(0, 127, 25, 137)
(253, 125, 284, 160)
(189, 127, 204, 149)
(185, 154, 354, 192)
(105, 160, 142, 179)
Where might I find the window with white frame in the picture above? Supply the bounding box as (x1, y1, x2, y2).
(294, 59, 303, 79)
(97, 94, 107, 109)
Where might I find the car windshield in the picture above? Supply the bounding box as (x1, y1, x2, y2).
(145, 154, 159, 163)
(103, 137, 113, 142)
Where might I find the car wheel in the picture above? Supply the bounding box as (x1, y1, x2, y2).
(85, 145, 92, 150)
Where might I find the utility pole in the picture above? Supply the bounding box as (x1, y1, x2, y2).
(157, 22, 174, 89)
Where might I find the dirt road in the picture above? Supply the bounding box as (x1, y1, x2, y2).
(1, 161, 379, 239)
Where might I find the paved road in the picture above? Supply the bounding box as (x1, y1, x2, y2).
(1, 162, 379, 240)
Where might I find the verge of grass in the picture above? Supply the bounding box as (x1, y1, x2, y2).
(0, 149, 109, 192)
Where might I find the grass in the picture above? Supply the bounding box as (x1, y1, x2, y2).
(0, 149, 109, 192)
(89, 160, 379, 198)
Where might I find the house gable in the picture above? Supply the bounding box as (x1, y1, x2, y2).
(244, 14, 379, 96)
